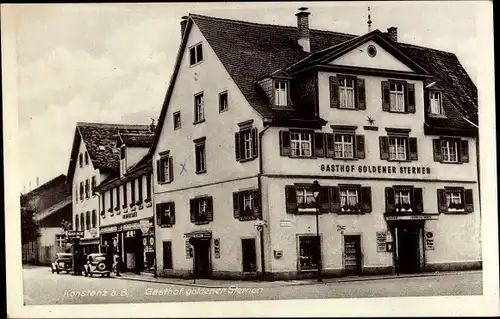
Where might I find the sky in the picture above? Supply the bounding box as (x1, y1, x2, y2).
(9, 2, 481, 191)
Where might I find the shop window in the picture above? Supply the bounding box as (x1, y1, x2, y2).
(189, 196, 213, 225)
(189, 43, 203, 66)
(194, 138, 206, 174)
(381, 80, 415, 113)
(298, 236, 321, 271)
(433, 138, 469, 163)
(157, 202, 175, 227)
(241, 238, 257, 272)
(233, 190, 261, 221)
(163, 241, 173, 270)
(437, 188, 474, 213)
(385, 186, 423, 214)
(235, 123, 257, 162)
(157, 151, 173, 184)
(329, 75, 366, 110)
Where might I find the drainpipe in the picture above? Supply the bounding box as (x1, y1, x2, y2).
(151, 172, 158, 278)
(258, 122, 271, 281)
(95, 192, 102, 254)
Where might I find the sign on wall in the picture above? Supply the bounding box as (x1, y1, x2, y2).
(185, 239, 193, 259)
(280, 220, 291, 228)
(214, 238, 221, 259)
(376, 231, 387, 252)
(320, 164, 431, 176)
(425, 231, 435, 250)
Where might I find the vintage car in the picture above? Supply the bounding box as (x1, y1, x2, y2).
(83, 253, 111, 277)
(51, 253, 73, 274)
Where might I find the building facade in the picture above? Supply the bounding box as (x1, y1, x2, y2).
(149, 12, 480, 280)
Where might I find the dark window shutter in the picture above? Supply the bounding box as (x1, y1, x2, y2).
(314, 133, 325, 157)
(189, 199, 196, 223)
(233, 192, 240, 219)
(357, 78, 366, 110)
(385, 187, 395, 213)
(381, 81, 390, 111)
(252, 128, 258, 158)
(285, 185, 297, 214)
(169, 156, 174, 182)
(253, 190, 261, 217)
(234, 132, 241, 161)
(206, 196, 213, 221)
(437, 189, 448, 213)
(325, 133, 335, 158)
(356, 135, 365, 159)
(156, 204, 162, 225)
(379, 136, 389, 160)
(331, 186, 341, 213)
(360, 187, 372, 213)
(406, 83, 416, 113)
(433, 139, 442, 162)
(319, 187, 330, 213)
(329, 76, 339, 108)
(280, 131, 291, 156)
(464, 189, 474, 213)
(157, 160, 163, 183)
(408, 137, 418, 161)
(413, 188, 423, 213)
(170, 202, 176, 225)
(460, 140, 469, 163)
(190, 47, 196, 65)
(424, 90, 430, 113)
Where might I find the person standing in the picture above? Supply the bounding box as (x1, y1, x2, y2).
(113, 251, 121, 276)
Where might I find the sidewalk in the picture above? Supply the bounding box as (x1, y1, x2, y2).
(114, 269, 481, 288)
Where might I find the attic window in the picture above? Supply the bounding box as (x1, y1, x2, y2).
(430, 91, 444, 115)
(189, 43, 203, 66)
(274, 81, 289, 108)
(367, 45, 377, 57)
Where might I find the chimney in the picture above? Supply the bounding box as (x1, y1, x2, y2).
(36, 176, 39, 187)
(296, 7, 311, 53)
(180, 16, 188, 39)
(387, 27, 398, 42)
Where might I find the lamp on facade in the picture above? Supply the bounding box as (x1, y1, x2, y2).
(311, 180, 322, 282)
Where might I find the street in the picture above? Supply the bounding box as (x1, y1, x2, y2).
(23, 266, 482, 305)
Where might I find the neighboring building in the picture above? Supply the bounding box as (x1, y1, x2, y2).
(66, 122, 152, 255)
(148, 11, 479, 280)
(95, 130, 155, 274)
(21, 175, 72, 265)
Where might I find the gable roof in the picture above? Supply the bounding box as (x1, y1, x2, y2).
(67, 122, 152, 182)
(21, 174, 71, 214)
(118, 133, 155, 148)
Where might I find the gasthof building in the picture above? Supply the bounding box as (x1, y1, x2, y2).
(148, 11, 480, 280)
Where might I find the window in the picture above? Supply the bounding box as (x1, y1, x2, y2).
(101, 194, 106, 216)
(75, 215, 79, 231)
(146, 173, 152, 201)
(109, 189, 114, 212)
(298, 236, 321, 271)
(85, 211, 90, 230)
(56, 235, 65, 248)
(157, 153, 173, 183)
(394, 189, 411, 206)
(390, 82, 405, 112)
(85, 179, 90, 199)
(157, 202, 175, 226)
(163, 241, 173, 269)
(437, 188, 473, 213)
(130, 179, 136, 206)
(123, 182, 128, 208)
(340, 187, 359, 210)
(120, 145, 126, 160)
(339, 78, 355, 109)
(79, 153, 83, 168)
(433, 138, 469, 164)
(137, 177, 143, 204)
(189, 43, 203, 66)
(91, 176, 96, 195)
(189, 196, 213, 225)
(79, 182, 84, 201)
(430, 91, 443, 115)
(385, 186, 423, 214)
(194, 93, 204, 123)
(80, 213, 84, 231)
(115, 187, 120, 210)
(242, 238, 257, 272)
(84, 151, 89, 165)
(441, 140, 458, 163)
(75, 186, 78, 203)
(233, 190, 260, 220)
(92, 210, 97, 228)
(334, 134, 354, 158)
(296, 187, 315, 208)
(194, 138, 206, 174)
(381, 81, 415, 113)
(274, 81, 288, 107)
(219, 91, 228, 112)
(173, 111, 181, 130)
(235, 126, 257, 161)
(290, 132, 312, 157)
(389, 137, 407, 160)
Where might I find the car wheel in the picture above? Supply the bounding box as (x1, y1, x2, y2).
(89, 273, 93, 277)
(56, 269, 60, 274)
(106, 273, 110, 278)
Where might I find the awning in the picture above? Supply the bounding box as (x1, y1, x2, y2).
(184, 230, 212, 239)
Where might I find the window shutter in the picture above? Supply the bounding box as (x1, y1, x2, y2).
(381, 81, 390, 111)
(433, 139, 442, 162)
(459, 140, 469, 163)
(314, 133, 325, 157)
(156, 204, 162, 225)
(437, 189, 448, 213)
(379, 136, 389, 160)
(464, 189, 474, 213)
(325, 133, 335, 158)
(360, 187, 372, 213)
(357, 78, 366, 110)
(406, 83, 416, 113)
(424, 90, 430, 113)
(156, 160, 162, 183)
(279, 131, 291, 156)
(189, 199, 196, 223)
(329, 76, 339, 108)
(252, 128, 258, 158)
(356, 135, 365, 159)
(253, 190, 261, 217)
(168, 156, 174, 182)
(385, 187, 395, 213)
(170, 202, 176, 225)
(234, 132, 241, 161)
(413, 188, 423, 213)
(206, 197, 213, 221)
(319, 187, 330, 213)
(331, 186, 341, 213)
(408, 137, 418, 161)
(233, 192, 240, 219)
(285, 185, 297, 214)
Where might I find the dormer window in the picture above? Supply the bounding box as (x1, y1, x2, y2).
(429, 91, 443, 115)
(274, 81, 288, 107)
